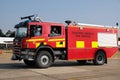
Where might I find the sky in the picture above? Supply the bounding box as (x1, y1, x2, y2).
(0, 0, 120, 34)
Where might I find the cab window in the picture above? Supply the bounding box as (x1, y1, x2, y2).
(50, 26, 61, 36)
(30, 25, 42, 37)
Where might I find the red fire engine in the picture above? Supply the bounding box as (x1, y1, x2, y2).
(12, 15, 118, 68)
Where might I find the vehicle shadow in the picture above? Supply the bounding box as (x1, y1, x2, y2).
(0, 60, 95, 69)
(52, 60, 94, 67)
(0, 62, 26, 69)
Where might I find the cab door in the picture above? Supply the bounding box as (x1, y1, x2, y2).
(26, 24, 45, 49)
(48, 25, 65, 48)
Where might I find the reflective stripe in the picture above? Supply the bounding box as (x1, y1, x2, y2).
(92, 41, 98, 48)
(76, 41, 84, 48)
(36, 43, 40, 48)
(44, 42, 47, 45)
(35, 42, 47, 48)
(48, 38, 65, 42)
(36, 42, 47, 48)
(56, 41, 65, 47)
(26, 38, 45, 42)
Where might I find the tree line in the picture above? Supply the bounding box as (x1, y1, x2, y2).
(0, 28, 15, 37)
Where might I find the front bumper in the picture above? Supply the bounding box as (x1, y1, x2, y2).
(11, 49, 35, 60)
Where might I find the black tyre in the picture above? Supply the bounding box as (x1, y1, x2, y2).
(35, 51, 53, 68)
(23, 59, 35, 66)
(77, 60, 86, 65)
(93, 51, 106, 65)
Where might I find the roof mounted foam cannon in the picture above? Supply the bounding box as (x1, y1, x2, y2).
(21, 14, 42, 22)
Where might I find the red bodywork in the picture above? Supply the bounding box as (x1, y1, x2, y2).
(14, 21, 118, 61)
(21, 22, 65, 49)
(67, 25, 118, 60)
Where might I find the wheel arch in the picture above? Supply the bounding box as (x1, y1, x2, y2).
(35, 46, 55, 61)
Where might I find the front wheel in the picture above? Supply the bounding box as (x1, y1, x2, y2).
(93, 51, 106, 65)
(35, 51, 53, 68)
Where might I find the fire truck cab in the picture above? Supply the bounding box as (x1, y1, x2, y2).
(12, 15, 118, 68)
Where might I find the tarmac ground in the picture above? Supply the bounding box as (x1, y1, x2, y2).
(0, 50, 120, 80)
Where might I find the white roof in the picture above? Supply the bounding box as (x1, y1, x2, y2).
(0, 37, 14, 44)
(77, 23, 118, 28)
(78, 23, 119, 38)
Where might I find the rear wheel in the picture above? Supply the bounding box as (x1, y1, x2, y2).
(93, 51, 106, 65)
(35, 51, 53, 68)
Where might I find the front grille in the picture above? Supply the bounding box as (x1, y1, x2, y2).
(13, 42, 21, 54)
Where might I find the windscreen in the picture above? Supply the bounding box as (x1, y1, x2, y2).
(15, 27, 27, 38)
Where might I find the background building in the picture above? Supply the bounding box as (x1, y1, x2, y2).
(0, 37, 14, 49)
